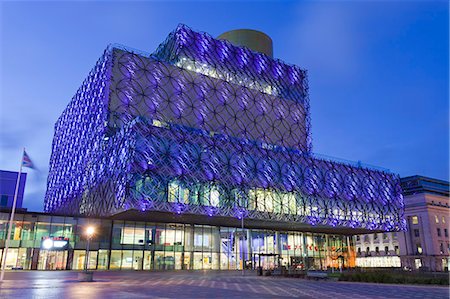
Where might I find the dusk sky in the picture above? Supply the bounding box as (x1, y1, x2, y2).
(0, 1, 448, 212)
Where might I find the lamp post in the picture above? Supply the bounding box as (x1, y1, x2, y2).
(78, 226, 95, 282)
(241, 215, 244, 276)
(84, 226, 95, 272)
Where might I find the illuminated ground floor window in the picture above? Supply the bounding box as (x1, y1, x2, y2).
(0, 220, 356, 271)
(355, 256, 401, 268)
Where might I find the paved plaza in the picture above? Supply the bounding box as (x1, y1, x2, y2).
(0, 271, 448, 299)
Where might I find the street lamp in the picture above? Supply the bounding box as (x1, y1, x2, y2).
(241, 214, 244, 276)
(84, 226, 95, 272)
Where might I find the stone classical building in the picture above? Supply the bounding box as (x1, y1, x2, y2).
(399, 176, 449, 271)
(354, 175, 449, 271)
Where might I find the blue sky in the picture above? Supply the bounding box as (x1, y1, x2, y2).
(0, 1, 448, 212)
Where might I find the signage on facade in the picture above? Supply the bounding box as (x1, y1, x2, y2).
(41, 236, 69, 250)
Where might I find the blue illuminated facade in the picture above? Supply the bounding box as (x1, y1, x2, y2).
(44, 24, 405, 233)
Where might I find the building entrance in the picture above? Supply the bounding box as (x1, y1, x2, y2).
(38, 250, 67, 270)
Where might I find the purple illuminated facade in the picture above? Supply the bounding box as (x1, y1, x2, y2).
(44, 24, 405, 233)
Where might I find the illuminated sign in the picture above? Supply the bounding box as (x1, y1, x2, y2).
(41, 236, 69, 250)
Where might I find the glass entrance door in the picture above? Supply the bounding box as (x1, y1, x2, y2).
(38, 250, 68, 270)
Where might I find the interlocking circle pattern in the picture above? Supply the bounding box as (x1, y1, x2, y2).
(44, 25, 405, 232)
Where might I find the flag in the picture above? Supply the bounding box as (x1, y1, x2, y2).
(22, 150, 36, 169)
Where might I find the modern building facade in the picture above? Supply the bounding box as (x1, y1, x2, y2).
(0, 170, 26, 209)
(18, 24, 404, 271)
(0, 209, 356, 271)
(354, 175, 449, 271)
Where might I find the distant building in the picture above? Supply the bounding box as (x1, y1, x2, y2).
(354, 175, 449, 271)
(399, 176, 449, 271)
(354, 231, 401, 268)
(0, 170, 26, 209)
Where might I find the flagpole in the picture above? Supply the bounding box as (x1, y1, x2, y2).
(0, 148, 24, 282)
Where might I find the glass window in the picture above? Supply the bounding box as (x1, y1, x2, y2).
(374, 233, 378, 240)
(384, 246, 389, 255)
(10, 221, 22, 241)
(211, 252, 220, 270)
(210, 187, 220, 207)
(442, 216, 446, 223)
(412, 216, 418, 225)
(435, 215, 439, 224)
(50, 217, 66, 236)
(121, 250, 133, 269)
(414, 229, 420, 237)
(416, 244, 422, 254)
(255, 189, 265, 212)
(0, 220, 7, 240)
(98, 249, 109, 270)
(265, 191, 274, 213)
(248, 189, 256, 211)
(375, 247, 379, 254)
(395, 246, 399, 255)
(143, 251, 152, 270)
(110, 250, 122, 269)
(273, 193, 282, 214)
(73, 250, 97, 270)
(194, 226, 204, 251)
(120, 225, 135, 245)
(211, 227, 220, 253)
(163, 251, 175, 270)
(154, 225, 165, 250)
(133, 251, 143, 270)
(16, 248, 30, 269)
(3, 248, 18, 269)
(444, 229, 448, 238)
(133, 223, 146, 246)
(184, 225, 193, 252)
(287, 193, 296, 215)
(193, 252, 203, 270)
(154, 251, 165, 270)
(165, 225, 176, 249)
(437, 228, 441, 237)
(168, 181, 179, 203)
(35, 221, 51, 241)
(112, 222, 123, 246)
(72, 250, 85, 270)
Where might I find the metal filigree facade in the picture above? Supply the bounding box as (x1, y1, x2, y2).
(44, 24, 406, 232)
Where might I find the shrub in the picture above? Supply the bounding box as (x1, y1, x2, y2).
(337, 271, 449, 285)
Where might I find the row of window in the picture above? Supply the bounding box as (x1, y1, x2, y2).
(357, 246, 399, 256)
(412, 228, 448, 238)
(415, 243, 450, 255)
(411, 215, 447, 225)
(165, 180, 392, 222)
(355, 233, 397, 243)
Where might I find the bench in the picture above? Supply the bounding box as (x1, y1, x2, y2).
(306, 271, 328, 280)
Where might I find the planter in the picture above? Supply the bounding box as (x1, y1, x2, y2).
(78, 271, 94, 282)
